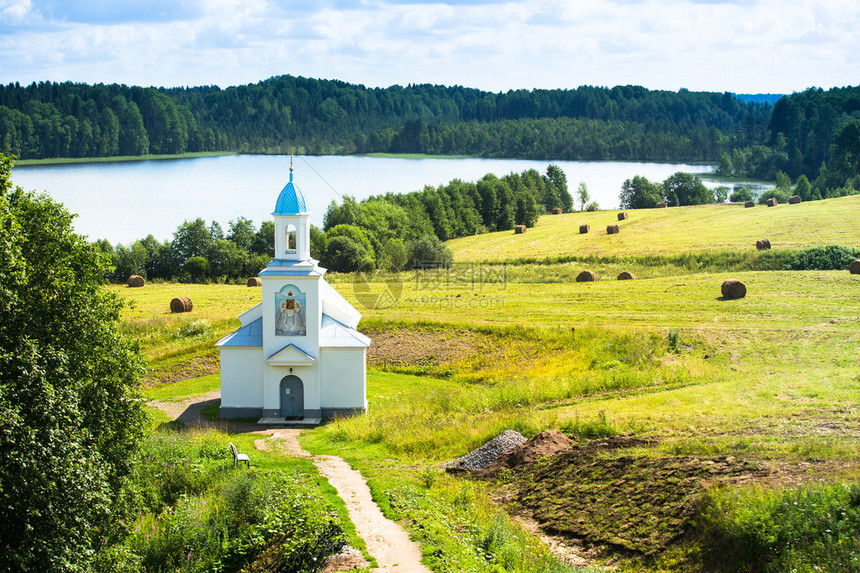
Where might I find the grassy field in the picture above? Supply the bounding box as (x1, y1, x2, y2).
(118, 195, 860, 571)
(448, 195, 860, 262)
(13, 151, 234, 166)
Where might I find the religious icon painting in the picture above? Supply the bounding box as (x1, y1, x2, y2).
(275, 284, 307, 336)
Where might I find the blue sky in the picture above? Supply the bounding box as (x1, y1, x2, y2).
(1, 0, 856, 93)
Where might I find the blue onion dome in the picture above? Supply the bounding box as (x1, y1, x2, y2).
(273, 169, 308, 215)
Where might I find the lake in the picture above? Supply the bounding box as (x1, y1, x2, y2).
(11, 154, 748, 245)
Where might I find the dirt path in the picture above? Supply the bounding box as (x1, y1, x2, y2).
(151, 397, 429, 572)
(257, 430, 430, 573)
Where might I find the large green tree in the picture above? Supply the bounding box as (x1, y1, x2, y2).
(0, 154, 146, 571)
(661, 172, 714, 206)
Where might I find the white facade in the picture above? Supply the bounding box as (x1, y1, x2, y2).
(216, 168, 370, 420)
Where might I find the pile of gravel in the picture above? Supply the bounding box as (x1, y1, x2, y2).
(447, 430, 527, 471)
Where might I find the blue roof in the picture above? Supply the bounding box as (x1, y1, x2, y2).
(216, 317, 262, 347)
(273, 170, 308, 215)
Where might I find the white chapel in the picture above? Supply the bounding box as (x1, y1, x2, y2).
(216, 165, 370, 421)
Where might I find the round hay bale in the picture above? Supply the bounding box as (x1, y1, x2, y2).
(170, 296, 193, 313)
(656, 201, 667, 208)
(606, 224, 620, 234)
(127, 275, 145, 288)
(247, 276, 262, 287)
(576, 270, 597, 282)
(617, 212, 629, 221)
(617, 271, 636, 280)
(721, 279, 746, 300)
(744, 201, 755, 208)
(850, 260, 860, 275)
(552, 207, 563, 215)
(766, 197, 778, 207)
(514, 224, 527, 234)
(579, 224, 590, 234)
(756, 239, 771, 250)
(789, 195, 801, 204)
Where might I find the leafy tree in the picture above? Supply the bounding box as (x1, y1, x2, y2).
(172, 218, 214, 261)
(662, 172, 713, 206)
(182, 255, 211, 282)
(729, 187, 753, 203)
(321, 224, 375, 273)
(713, 185, 729, 203)
(0, 154, 146, 571)
(251, 220, 274, 256)
(775, 170, 792, 190)
(576, 181, 590, 211)
(794, 175, 813, 202)
(407, 234, 453, 268)
(227, 217, 257, 252)
(310, 224, 326, 260)
(619, 175, 661, 209)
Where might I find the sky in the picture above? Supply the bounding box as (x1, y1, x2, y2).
(0, 0, 857, 95)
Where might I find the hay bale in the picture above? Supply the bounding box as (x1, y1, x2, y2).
(744, 201, 755, 208)
(576, 270, 597, 282)
(247, 276, 262, 287)
(766, 197, 778, 207)
(170, 296, 193, 313)
(514, 224, 527, 234)
(656, 202, 667, 208)
(721, 279, 746, 300)
(617, 212, 629, 221)
(606, 224, 620, 234)
(756, 239, 771, 250)
(127, 275, 145, 288)
(789, 195, 801, 204)
(579, 224, 590, 234)
(617, 271, 636, 280)
(850, 260, 860, 275)
(552, 207, 563, 215)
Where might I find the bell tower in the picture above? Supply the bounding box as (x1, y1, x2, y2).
(272, 158, 313, 263)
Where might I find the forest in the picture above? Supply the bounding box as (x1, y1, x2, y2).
(0, 77, 767, 162)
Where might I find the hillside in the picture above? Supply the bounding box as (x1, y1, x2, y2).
(448, 195, 860, 262)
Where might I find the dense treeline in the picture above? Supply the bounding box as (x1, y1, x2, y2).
(0, 77, 770, 161)
(720, 86, 860, 198)
(100, 165, 572, 280)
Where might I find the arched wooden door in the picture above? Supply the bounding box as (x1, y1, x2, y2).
(279, 375, 304, 418)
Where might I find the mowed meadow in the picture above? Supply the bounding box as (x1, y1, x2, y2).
(117, 196, 860, 572)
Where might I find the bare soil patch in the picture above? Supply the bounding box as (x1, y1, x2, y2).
(487, 437, 766, 556)
(363, 326, 501, 368)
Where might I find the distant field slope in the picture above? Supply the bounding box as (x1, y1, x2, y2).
(448, 195, 860, 262)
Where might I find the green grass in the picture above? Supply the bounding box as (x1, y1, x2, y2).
(362, 152, 473, 159)
(447, 195, 860, 262)
(143, 373, 220, 401)
(14, 151, 235, 166)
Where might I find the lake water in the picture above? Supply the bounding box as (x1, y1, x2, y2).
(11, 154, 738, 245)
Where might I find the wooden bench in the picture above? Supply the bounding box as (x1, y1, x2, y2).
(230, 442, 250, 468)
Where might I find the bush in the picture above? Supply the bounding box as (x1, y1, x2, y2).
(698, 483, 860, 572)
(729, 187, 753, 203)
(408, 234, 454, 269)
(784, 245, 860, 271)
(757, 187, 791, 205)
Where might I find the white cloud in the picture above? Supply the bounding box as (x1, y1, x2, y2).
(0, 0, 857, 93)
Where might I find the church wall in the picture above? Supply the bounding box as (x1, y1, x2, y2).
(320, 348, 367, 414)
(219, 347, 264, 418)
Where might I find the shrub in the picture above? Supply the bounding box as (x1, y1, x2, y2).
(698, 483, 860, 572)
(757, 188, 791, 205)
(784, 245, 860, 271)
(729, 187, 753, 202)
